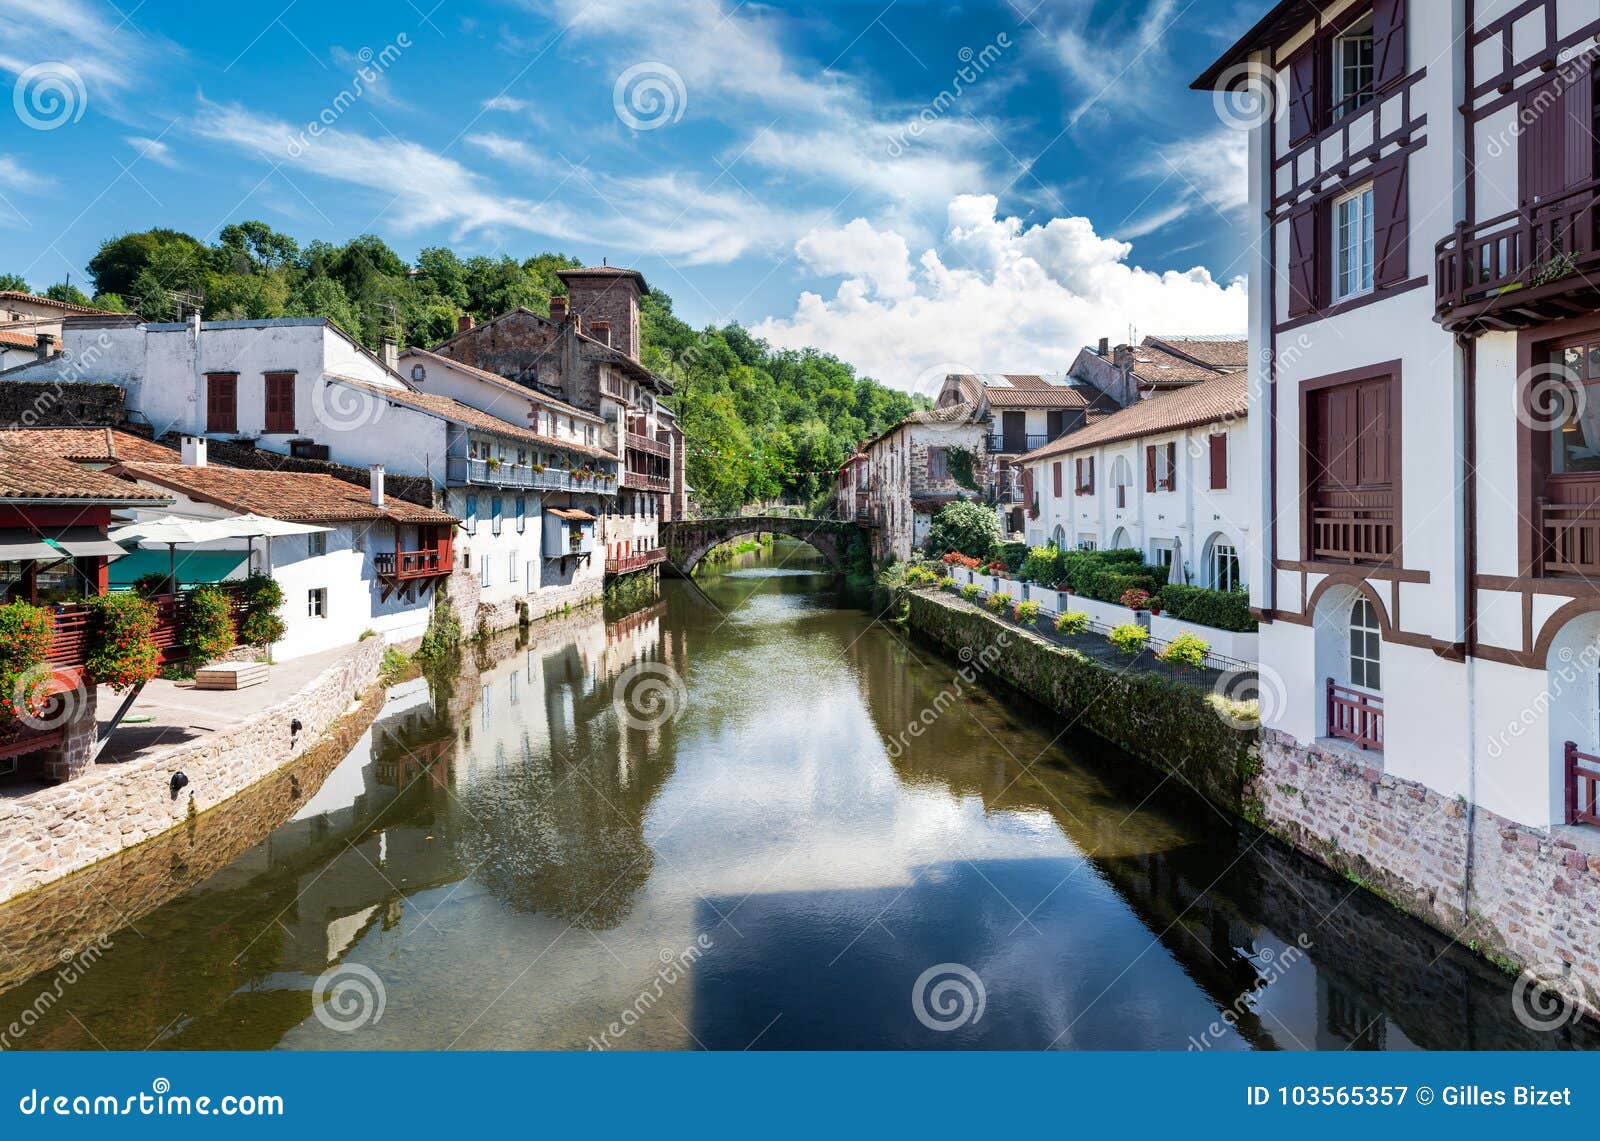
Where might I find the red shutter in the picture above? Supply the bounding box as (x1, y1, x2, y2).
(1209, 434, 1228, 490)
(1288, 203, 1321, 318)
(1520, 61, 1595, 205)
(1165, 442, 1178, 491)
(1358, 381, 1392, 486)
(1372, 0, 1406, 93)
(1021, 466, 1034, 506)
(207, 373, 237, 434)
(1373, 157, 1410, 288)
(1088, 457, 1094, 492)
(1053, 461, 1063, 497)
(1074, 458, 1082, 493)
(265, 373, 295, 433)
(1288, 47, 1318, 144)
(1145, 446, 1157, 493)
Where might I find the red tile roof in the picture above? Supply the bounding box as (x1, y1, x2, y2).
(0, 447, 171, 504)
(0, 330, 39, 349)
(399, 347, 603, 424)
(946, 372, 1110, 410)
(1145, 335, 1249, 372)
(557, 265, 651, 295)
(1020, 371, 1248, 461)
(112, 463, 459, 526)
(1, 428, 176, 465)
(0, 290, 115, 316)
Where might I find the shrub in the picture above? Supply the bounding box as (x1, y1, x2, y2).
(1054, 611, 1090, 635)
(1085, 570, 1159, 606)
(1107, 622, 1150, 656)
(131, 571, 171, 597)
(1014, 599, 1041, 624)
(1019, 545, 1064, 587)
(0, 601, 54, 725)
(182, 586, 237, 667)
(943, 579, 960, 593)
(997, 540, 1028, 573)
(960, 583, 981, 602)
(84, 593, 161, 692)
(1158, 584, 1255, 633)
(1157, 632, 1211, 669)
(942, 551, 981, 570)
(984, 591, 1010, 613)
(1119, 587, 1153, 611)
(1058, 548, 1150, 595)
(238, 572, 287, 649)
(926, 500, 1001, 560)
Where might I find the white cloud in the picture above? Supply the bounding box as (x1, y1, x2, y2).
(329, 46, 410, 111)
(0, 0, 172, 121)
(482, 94, 530, 113)
(752, 195, 1246, 392)
(796, 219, 915, 301)
(126, 135, 180, 169)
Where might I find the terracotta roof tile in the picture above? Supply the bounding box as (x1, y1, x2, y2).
(0, 445, 171, 503)
(949, 372, 1107, 410)
(1, 427, 176, 464)
(0, 330, 38, 348)
(1020, 371, 1248, 461)
(0, 290, 115, 316)
(1145, 335, 1248, 371)
(112, 463, 459, 525)
(399, 347, 603, 425)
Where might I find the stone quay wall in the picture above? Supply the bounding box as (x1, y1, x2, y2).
(1257, 728, 1600, 1021)
(0, 637, 385, 905)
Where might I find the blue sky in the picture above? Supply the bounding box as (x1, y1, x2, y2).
(1, 0, 1257, 392)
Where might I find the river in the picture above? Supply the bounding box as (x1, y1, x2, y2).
(0, 540, 1593, 1050)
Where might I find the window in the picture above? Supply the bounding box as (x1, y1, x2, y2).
(206, 373, 237, 433)
(1209, 434, 1228, 490)
(1332, 12, 1374, 119)
(1078, 535, 1098, 551)
(1548, 337, 1600, 476)
(1146, 442, 1177, 492)
(264, 372, 296, 433)
(1334, 185, 1375, 301)
(516, 495, 527, 532)
(308, 531, 327, 558)
(1349, 597, 1381, 690)
(491, 497, 503, 536)
(465, 493, 478, 535)
(1210, 542, 1241, 591)
(1306, 373, 1396, 562)
(509, 548, 518, 580)
(1151, 540, 1175, 574)
(1075, 456, 1095, 494)
(481, 550, 492, 587)
(927, 447, 949, 482)
(307, 588, 326, 618)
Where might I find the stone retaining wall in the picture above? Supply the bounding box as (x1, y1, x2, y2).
(0, 637, 385, 905)
(1257, 728, 1600, 1020)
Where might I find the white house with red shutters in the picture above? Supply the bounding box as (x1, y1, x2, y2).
(1197, 0, 1600, 1003)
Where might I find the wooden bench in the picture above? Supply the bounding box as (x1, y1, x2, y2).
(194, 661, 269, 691)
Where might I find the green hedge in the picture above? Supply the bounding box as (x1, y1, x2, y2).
(1157, 584, 1255, 633)
(1019, 545, 1064, 587)
(1084, 570, 1160, 605)
(996, 540, 1029, 573)
(1058, 547, 1147, 593)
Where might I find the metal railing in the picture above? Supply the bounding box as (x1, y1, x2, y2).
(987, 433, 1051, 454)
(1566, 741, 1600, 826)
(465, 458, 617, 493)
(1327, 679, 1383, 751)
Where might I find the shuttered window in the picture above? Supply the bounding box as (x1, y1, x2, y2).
(264, 372, 296, 433)
(1209, 434, 1228, 490)
(1288, 46, 1318, 143)
(1372, 158, 1409, 288)
(1313, 379, 1393, 492)
(927, 447, 949, 481)
(206, 372, 237, 433)
(1052, 462, 1063, 497)
(1520, 61, 1595, 207)
(1288, 203, 1322, 317)
(1371, 0, 1406, 93)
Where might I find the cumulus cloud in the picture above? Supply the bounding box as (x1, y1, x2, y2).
(752, 195, 1246, 393)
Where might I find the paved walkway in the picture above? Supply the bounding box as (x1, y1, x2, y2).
(95, 644, 363, 766)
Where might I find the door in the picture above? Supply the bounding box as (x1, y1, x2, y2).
(1002, 412, 1026, 454)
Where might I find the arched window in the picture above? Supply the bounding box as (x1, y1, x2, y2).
(1349, 598, 1381, 690)
(1209, 540, 1241, 591)
(1051, 524, 1066, 548)
(1111, 455, 1133, 509)
(1110, 527, 1132, 550)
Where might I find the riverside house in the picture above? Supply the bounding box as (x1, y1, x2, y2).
(1197, 0, 1600, 998)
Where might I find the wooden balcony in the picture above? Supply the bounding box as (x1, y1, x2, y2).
(1327, 680, 1383, 752)
(625, 431, 672, 460)
(605, 548, 667, 575)
(374, 546, 451, 581)
(1539, 501, 1600, 578)
(1309, 497, 1395, 564)
(44, 587, 247, 674)
(1566, 741, 1600, 826)
(1435, 179, 1600, 332)
(622, 469, 671, 493)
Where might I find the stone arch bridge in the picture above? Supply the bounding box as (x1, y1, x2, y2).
(662, 516, 865, 575)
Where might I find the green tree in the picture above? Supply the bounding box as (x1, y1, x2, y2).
(87, 228, 207, 297)
(0, 273, 29, 293)
(926, 501, 1001, 560)
(44, 282, 92, 307)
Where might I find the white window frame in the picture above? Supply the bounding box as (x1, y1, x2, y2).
(1210, 542, 1241, 592)
(307, 587, 326, 618)
(307, 531, 327, 558)
(1349, 598, 1382, 691)
(1332, 12, 1375, 120)
(1333, 184, 1376, 303)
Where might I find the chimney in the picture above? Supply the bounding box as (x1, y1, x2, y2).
(369, 464, 385, 507)
(189, 310, 202, 341)
(590, 320, 611, 347)
(457, 313, 475, 334)
(1097, 336, 1109, 357)
(380, 336, 399, 372)
(1112, 343, 1133, 371)
(181, 435, 207, 467)
(548, 295, 568, 322)
(34, 332, 55, 360)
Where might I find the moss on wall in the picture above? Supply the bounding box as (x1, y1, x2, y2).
(905, 591, 1254, 815)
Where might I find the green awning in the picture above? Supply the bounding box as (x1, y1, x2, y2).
(108, 549, 249, 590)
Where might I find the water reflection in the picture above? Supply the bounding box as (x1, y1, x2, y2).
(0, 543, 1593, 1051)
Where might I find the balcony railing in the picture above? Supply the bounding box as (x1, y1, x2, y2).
(465, 458, 617, 494)
(606, 548, 667, 575)
(987, 433, 1051, 455)
(1566, 741, 1600, 826)
(1327, 680, 1383, 751)
(1310, 499, 1395, 564)
(1435, 177, 1600, 330)
(374, 547, 451, 580)
(625, 431, 672, 459)
(1539, 501, 1600, 577)
(622, 469, 671, 493)
(44, 587, 247, 672)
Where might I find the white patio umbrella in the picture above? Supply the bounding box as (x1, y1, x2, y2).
(224, 514, 331, 575)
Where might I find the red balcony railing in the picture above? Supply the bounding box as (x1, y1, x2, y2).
(1566, 741, 1600, 826)
(374, 546, 452, 580)
(1435, 177, 1600, 330)
(1310, 499, 1395, 564)
(606, 548, 667, 575)
(622, 470, 671, 493)
(1539, 501, 1600, 577)
(43, 587, 247, 672)
(1327, 680, 1383, 751)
